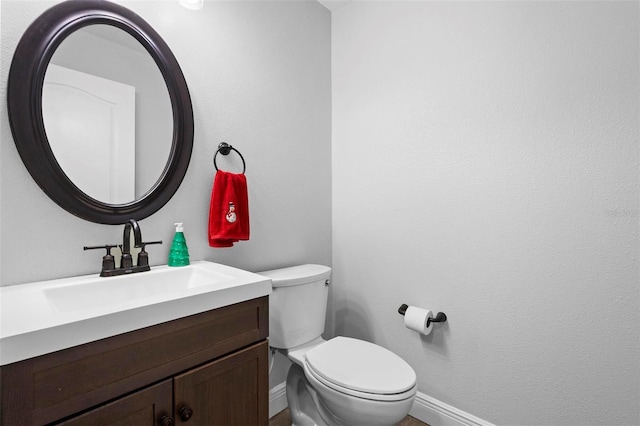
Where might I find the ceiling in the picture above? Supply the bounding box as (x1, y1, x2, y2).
(317, 0, 351, 12)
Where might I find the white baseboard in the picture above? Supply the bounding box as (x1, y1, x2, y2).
(409, 391, 495, 426)
(269, 382, 494, 426)
(269, 381, 288, 418)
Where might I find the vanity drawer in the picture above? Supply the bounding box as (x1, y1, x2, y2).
(1, 296, 268, 425)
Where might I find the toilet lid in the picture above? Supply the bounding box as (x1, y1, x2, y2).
(304, 337, 416, 395)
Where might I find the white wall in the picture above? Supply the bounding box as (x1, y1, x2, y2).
(1, 0, 331, 286)
(332, 1, 639, 425)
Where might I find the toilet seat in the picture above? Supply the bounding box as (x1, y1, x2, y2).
(303, 337, 417, 402)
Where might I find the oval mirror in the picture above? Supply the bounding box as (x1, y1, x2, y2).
(43, 24, 174, 204)
(7, 0, 193, 224)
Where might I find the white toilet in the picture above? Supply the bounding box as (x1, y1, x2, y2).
(260, 264, 417, 426)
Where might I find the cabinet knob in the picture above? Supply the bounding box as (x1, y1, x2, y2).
(179, 406, 194, 422)
(159, 415, 175, 426)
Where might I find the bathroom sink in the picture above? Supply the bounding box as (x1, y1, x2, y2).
(44, 262, 234, 312)
(0, 261, 271, 365)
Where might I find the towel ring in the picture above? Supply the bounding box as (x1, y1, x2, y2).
(213, 142, 246, 174)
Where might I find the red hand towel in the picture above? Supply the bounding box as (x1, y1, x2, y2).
(208, 170, 250, 248)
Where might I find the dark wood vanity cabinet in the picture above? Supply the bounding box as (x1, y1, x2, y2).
(1, 297, 269, 426)
(55, 379, 174, 425)
(173, 342, 266, 425)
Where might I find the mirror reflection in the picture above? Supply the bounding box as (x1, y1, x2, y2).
(43, 24, 173, 204)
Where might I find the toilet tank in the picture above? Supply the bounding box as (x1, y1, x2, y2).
(258, 264, 331, 349)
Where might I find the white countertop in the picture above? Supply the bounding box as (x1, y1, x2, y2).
(0, 261, 271, 365)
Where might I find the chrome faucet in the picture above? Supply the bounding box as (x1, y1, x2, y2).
(84, 219, 162, 277)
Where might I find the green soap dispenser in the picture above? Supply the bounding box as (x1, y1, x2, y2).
(168, 222, 190, 267)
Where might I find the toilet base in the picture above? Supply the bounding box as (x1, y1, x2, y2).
(287, 364, 328, 426)
(286, 363, 415, 426)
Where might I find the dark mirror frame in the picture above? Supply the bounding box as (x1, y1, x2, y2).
(7, 0, 194, 225)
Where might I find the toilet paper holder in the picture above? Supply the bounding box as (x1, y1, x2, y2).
(398, 304, 447, 327)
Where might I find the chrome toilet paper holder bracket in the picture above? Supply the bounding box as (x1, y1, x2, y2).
(398, 304, 447, 327)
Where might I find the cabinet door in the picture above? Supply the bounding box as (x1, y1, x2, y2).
(55, 380, 173, 426)
(173, 341, 268, 426)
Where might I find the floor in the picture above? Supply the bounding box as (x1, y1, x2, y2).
(269, 408, 429, 426)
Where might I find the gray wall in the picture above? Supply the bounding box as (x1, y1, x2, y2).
(1, 0, 331, 286)
(332, 1, 639, 425)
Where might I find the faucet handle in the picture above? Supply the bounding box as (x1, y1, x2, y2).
(84, 244, 118, 252)
(84, 244, 118, 274)
(137, 240, 163, 267)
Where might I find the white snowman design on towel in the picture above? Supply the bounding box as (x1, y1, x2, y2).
(226, 202, 237, 223)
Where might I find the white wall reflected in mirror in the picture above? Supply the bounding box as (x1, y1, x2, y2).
(42, 24, 173, 205)
(43, 64, 136, 204)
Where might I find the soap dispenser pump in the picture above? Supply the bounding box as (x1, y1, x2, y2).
(168, 223, 190, 267)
